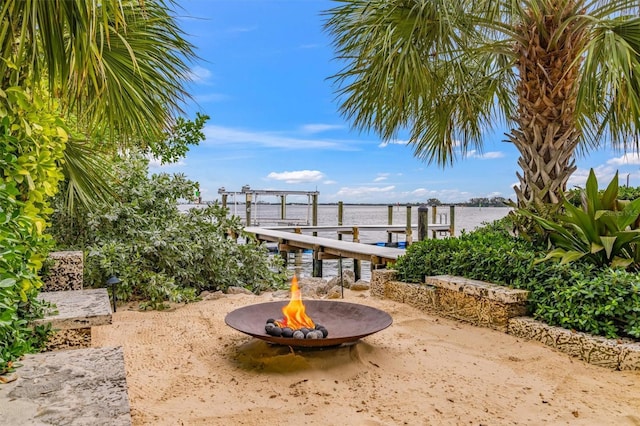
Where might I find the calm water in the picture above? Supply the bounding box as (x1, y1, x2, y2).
(186, 204, 512, 281)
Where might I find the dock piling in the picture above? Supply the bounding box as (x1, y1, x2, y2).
(418, 205, 429, 241)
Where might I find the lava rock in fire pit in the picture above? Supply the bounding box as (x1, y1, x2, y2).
(264, 323, 283, 337)
(264, 320, 329, 339)
(315, 324, 328, 338)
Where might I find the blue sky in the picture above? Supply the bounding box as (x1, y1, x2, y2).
(152, 0, 640, 204)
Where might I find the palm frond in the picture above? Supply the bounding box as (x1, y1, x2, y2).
(324, 0, 515, 166)
(577, 16, 640, 149)
(60, 138, 117, 213)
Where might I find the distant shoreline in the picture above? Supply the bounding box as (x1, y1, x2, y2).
(179, 202, 511, 208)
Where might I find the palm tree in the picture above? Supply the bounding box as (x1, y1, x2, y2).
(0, 0, 197, 372)
(324, 0, 640, 211)
(0, 0, 197, 208)
(1, 0, 195, 142)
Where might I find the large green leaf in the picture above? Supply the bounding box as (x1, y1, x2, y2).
(599, 236, 617, 259)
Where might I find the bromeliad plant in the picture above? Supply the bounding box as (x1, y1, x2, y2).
(521, 169, 640, 270)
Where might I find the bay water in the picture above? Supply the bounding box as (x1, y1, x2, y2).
(220, 204, 512, 281)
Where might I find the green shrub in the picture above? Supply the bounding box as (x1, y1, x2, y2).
(395, 218, 540, 286)
(50, 152, 287, 309)
(0, 88, 66, 374)
(395, 217, 640, 340)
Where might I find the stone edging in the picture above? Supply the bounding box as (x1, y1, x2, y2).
(371, 269, 640, 370)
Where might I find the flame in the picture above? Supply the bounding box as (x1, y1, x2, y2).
(277, 276, 315, 329)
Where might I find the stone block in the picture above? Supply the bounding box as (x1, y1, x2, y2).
(619, 342, 640, 371)
(44, 328, 92, 352)
(508, 317, 640, 370)
(404, 282, 437, 312)
(371, 269, 397, 297)
(0, 347, 132, 425)
(35, 288, 112, 330)
(426, 275, 529, 304)
(42, 251, 84, 292)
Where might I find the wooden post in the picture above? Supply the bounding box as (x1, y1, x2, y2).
(312, 193, 318, 236)
(245, 193, 252, 226)
(405, 205, 412, 245)
(313, 250, 323, 277)
(278, 239, 288, 266)
(337, 201, 343, 241)
(431, 206, 437, 238)
(280, 195, 286, 221)
(222, 194, 228, 209)
(418, 205, 429, 241)
(449, 205, 456, 236)
(387, 205, 393, 243)
(352, 226, 361, 280)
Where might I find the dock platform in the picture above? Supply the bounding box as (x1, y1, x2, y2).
(245, 226, 407, 267)
(244, 224, 454, 280)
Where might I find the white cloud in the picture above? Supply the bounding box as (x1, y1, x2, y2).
(465, 150, 505, 160)
(299, 124, 344, 134)
(203, 125, 359, 150)
(324, 179, 337, 184)
(567, 165, 618, 189)
(148, 155, 185, 168)
(188, 66, 212, 83)
(409, 188, 473, 203)
(373, 173, 390, 182)
(266, 170, 325, 184)
(378, 139, 409, 148)
(606, 153, 640, 165)
(335, 186, 396, 198)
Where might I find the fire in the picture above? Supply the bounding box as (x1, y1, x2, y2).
(276, 276, 315, 329)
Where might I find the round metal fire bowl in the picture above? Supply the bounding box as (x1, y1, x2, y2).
(225, 300, 392, 348)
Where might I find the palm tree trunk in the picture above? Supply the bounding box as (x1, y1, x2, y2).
(508, 0, 586, 211)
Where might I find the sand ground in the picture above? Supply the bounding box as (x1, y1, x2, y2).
(92, 289, 640, 426)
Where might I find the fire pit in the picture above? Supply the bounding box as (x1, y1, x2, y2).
(225, 299, 392, 348)
(226, 276, 392, 347)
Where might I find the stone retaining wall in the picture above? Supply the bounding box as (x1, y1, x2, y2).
(42, 251, 84, 291)
(508, 317, 640, 371)
(371, 269, 640, 370)
(371, 270, 528, 331)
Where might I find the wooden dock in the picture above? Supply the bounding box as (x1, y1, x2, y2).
(244, 222, 451, 280)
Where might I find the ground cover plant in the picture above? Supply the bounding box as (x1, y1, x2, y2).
(1, 0, 198, 375)
(394, 217, 640, 340)
(49, 151, 288, 310)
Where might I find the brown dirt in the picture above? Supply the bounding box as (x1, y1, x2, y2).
(91, 290, 640, 425)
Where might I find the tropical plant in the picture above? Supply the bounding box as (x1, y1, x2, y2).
(324, 0, 640, 211)
(0, 0, 197, 373)
(0, 87, 67, 374)
(50, 152, 288, 310)
(395, 218, 640, 339)
(520, 169, 640, 269)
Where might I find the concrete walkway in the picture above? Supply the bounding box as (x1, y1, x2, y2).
(0, 346, 131, 425)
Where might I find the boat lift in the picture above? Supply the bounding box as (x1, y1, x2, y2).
(217, 185, 319, 226)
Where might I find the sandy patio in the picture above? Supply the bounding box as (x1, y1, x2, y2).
(92, 289, 640, 425)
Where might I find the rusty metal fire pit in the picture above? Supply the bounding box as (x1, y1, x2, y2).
(225, 300, 392, 348)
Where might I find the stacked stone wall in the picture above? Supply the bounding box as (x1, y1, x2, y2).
(371, 269, 640, 370)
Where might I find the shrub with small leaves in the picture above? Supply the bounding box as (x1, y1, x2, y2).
(50, 151, 287, 309)
(395, 217, 640, 340)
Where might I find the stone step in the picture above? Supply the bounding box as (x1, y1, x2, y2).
(35, 288, 112, 330)
(0, 346, 131, 425)
(425, 275, 529, 304)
